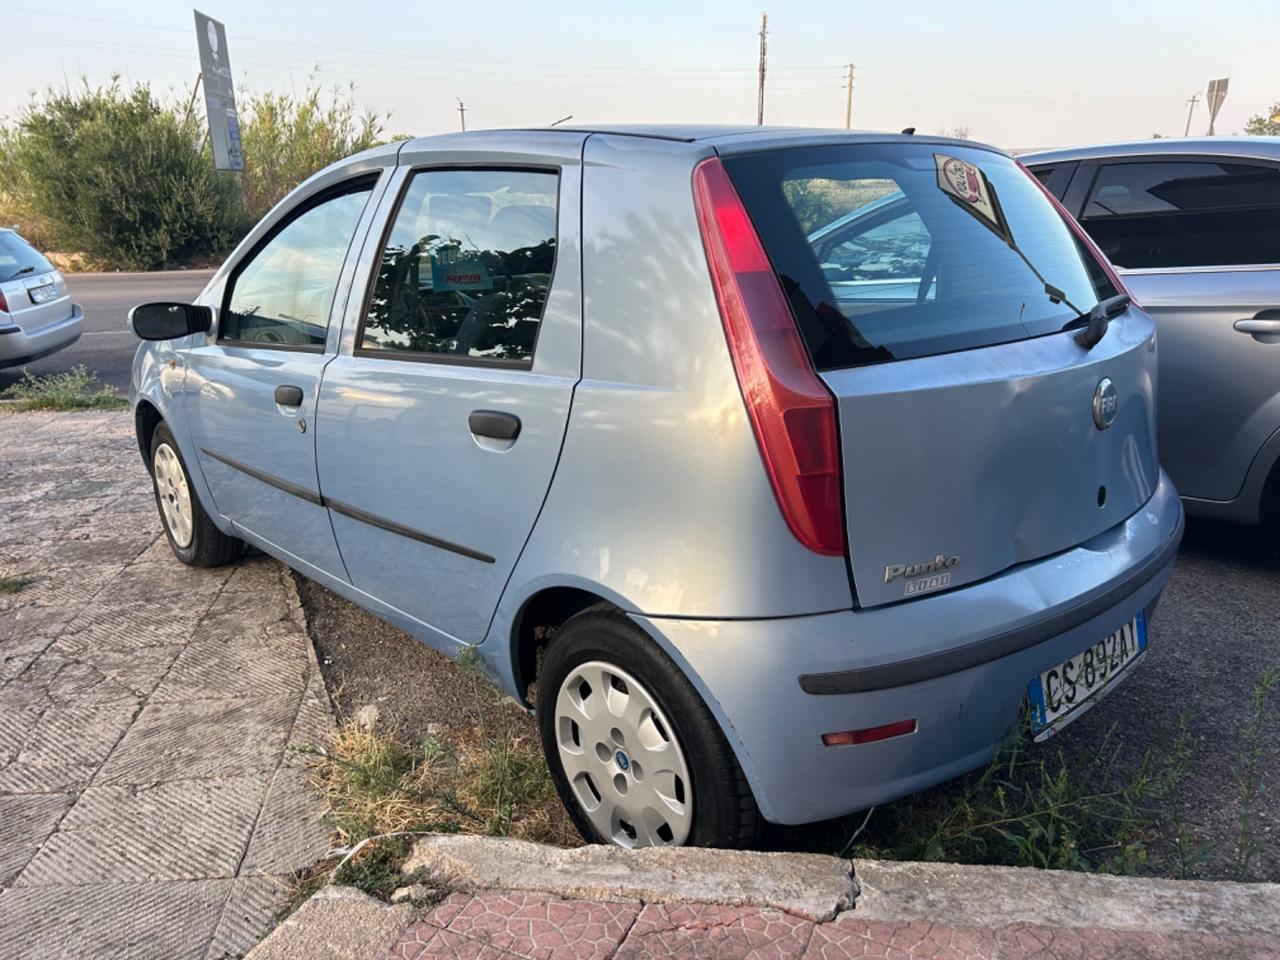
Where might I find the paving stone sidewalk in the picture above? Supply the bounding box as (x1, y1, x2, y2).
(257, 880, 1280, 960)
(0, 411, 335, 960)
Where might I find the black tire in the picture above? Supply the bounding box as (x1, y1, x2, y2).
(536, 604, 765, 849)
(149, 422, 242, 567)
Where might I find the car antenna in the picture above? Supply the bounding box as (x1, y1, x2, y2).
(901, 127, 916, 135)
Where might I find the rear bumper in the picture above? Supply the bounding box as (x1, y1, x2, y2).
(633, 470, 1184, 825)
(0, 305, 84, 367)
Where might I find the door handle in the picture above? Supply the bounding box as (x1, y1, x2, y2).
(1234, 311, 1280, 343)
(274, 384, 304, 406)
(468, 410, 521, 441)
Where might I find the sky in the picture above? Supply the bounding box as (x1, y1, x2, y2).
(2, 0, 1277, 150)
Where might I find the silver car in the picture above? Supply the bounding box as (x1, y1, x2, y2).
(1025, 137, 1280, 525)
(128, 126, 1182, 848)
(0, 228, 84, 368)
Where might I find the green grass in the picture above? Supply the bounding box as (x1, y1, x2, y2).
(830, 714, 1194, 874)
(0, 365, 127, 412)
(301, 645, 576, 912)
(0, 573, 36, 593)
(1232, 664, 1279, 879)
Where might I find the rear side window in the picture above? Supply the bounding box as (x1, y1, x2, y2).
(724, 143, 1118, 370)
(0, 232, 54, 283)
(221, 180, 374, 348)
(359, 168, 558, 366)
(1079, 160, 1280, 269)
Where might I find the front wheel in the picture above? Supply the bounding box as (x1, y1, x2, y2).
(536, 605, 764, 849)
(149, 422, 242, 567)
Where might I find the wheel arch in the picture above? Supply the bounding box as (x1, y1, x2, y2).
(508, 585, 614, 704)
(134, 398, 164, 465)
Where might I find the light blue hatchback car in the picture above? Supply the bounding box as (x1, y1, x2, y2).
(130, 125, 1184, 849)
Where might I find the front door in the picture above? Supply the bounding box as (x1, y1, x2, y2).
(1072, 157, 1280, 501)
(317, 147, 582, 645)
(186, 178, 379, 576)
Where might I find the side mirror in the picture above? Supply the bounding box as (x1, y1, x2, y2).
(128, 302, 213, 341)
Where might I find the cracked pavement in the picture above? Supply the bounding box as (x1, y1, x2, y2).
(0, 411, 334, 960)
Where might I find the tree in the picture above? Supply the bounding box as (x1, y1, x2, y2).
(1244, 100, 1280, 136)
(4, 79, 244, 268)
(237, 82, 395, 222)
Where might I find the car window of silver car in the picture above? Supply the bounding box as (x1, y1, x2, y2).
(357, 167, 559, 368)
(1079, 160, 1280, 270)
(219, 179, 375, 350)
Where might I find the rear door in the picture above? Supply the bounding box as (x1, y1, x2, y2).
(724, 141, 1159, 607)
(316, 138, 582, 645)
(1069, 157, 1280, 502)
(186, 176, 382, 577)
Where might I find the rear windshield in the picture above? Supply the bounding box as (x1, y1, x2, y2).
(0, 232, 54, 283)
(723, 143, 1119, 370)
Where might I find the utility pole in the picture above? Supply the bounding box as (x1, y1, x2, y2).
(756, 12, 768, 126)
(456, 98, 467, 132)
(1183, 92, 1199, 137)
(844, 63, 855, 129)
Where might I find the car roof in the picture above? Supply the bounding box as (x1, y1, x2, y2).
(394, 124, 1006, 157)
(1023, 136, 1280, 165)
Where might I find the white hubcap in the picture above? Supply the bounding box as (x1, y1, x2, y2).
(553, 660, 693, 847)
(153, 443, 194, 548)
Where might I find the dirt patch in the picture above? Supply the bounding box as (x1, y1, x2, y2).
(294, 573, 495, 744)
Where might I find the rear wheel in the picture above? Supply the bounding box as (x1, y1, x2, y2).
(537, 605, 764, 849)
(149, 422, 241, 566)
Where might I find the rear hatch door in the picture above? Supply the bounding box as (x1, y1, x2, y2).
(0, 232, 70, 330)
(723, 140, 1159, 608)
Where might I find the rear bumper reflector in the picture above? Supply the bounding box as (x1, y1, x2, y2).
(822, 719, 917, 746)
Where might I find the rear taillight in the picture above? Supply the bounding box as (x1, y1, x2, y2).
(693, 157, 846, 557)
(1019, 161, 1136, 305)
(0, 290, 8, 313)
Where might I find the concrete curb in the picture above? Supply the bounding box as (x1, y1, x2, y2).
(402, 834, 858, 923)
(246, 836, 1280, 959)
(852, 858, 1280, 938)
(246, 886, 415, 960)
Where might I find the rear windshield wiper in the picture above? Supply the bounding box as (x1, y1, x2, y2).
(1061, 293, 1130, 349)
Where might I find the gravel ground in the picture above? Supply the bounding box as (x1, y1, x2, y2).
(295, 516, 1279, 879)
(1058, 515, 1280, 881)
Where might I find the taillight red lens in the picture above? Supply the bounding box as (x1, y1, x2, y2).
(693, 157, 846, 557)
(0, 289, 9, 313)
(1019, 160, 1136, 305)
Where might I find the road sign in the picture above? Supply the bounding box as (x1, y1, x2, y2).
(1205, 77, 1229, 136)
(194, 10, 244, 171)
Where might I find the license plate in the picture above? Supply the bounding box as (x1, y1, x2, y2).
(1027, 613, 1146, 740)
(28, 283, 58, 304)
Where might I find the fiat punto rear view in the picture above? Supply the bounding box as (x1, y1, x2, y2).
(129, 127, 1183, 848)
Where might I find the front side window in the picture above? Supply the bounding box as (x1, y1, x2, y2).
(360, 168, 558, 365)
(221, 181, 374, 347)
(725, 143, 1118, 370)
(1079, 160, 1280, 269)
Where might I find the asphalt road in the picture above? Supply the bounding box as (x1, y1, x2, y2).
(0, 270, 214, 394)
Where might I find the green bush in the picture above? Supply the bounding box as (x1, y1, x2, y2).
(239, 82, 394, 223)
(3, 80, 245, 269)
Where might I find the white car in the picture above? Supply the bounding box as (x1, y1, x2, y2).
(0, 228, 84, 368)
